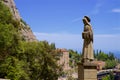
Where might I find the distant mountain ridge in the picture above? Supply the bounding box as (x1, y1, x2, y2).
(2, 0, 37, 42)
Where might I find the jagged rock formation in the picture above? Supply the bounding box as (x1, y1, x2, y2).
(3, 0, 37, 42)
(3, 0, 21, 20)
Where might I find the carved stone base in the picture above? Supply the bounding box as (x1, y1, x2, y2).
(78, 62, 97, 80)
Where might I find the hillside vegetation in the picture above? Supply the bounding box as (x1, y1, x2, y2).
(0, 2, 62, 80)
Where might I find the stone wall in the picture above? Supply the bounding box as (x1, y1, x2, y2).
(78, 62, 97, 80)
(57, 49, 70, 71)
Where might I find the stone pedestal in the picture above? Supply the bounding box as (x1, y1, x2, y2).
(78, 62, 97, 80)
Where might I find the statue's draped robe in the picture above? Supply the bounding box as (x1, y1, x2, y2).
(82, 24, 94, 61)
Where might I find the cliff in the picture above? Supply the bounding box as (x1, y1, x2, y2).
(3, 0, 37, 42)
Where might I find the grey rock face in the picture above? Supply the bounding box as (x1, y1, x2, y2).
(3, 0, 21, 20)
(3, 0, 37, 42)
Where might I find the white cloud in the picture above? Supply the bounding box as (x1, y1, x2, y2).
(34, 32, 82, 50)
(112, 9, 120, 13)
(90, 0, 104, 15)
(72, 17, 81, 22)
(91, 3, 102, 15)
(34, 32, 120, 52)
(72, 1, 103, 22)
(72, 0, 104, 23)
(94, 34, 120, 51)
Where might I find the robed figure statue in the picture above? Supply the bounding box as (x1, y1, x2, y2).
(82, 16, 94, 63)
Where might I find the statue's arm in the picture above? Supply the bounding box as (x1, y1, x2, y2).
(82, 32, 88, 39)
(82, 25, 90, 39)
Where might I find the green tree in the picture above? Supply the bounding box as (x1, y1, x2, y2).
(50, 43, 56, 50)
(96, 52, 108, 61)
(108, 52, 115, 60)
(102, 72, 114, 80)
(102, 75, 111, 80)
(0, 1, 68, 80)
(21, 41, 62, 80)
(0, 2, 28, 79)
(94, 50, 118, 69)
(0, 1, 63, 80)
(105, 60, 117, 69)
(0, 56, 29, 80)
(69, 49, 81, 67)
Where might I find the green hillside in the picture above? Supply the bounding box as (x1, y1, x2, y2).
(0, 2, 62, 80)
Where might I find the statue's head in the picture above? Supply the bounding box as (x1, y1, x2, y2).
(84, 16, 90, 22)
(82, 16, 90, 25)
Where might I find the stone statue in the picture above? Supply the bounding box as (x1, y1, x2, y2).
(78, 16, 97, 80)
(82, 16, 94, 63)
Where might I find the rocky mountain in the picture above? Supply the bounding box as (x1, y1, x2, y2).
(3, 0, 37, 42)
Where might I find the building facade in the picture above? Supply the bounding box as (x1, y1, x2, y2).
(57, 49, 70, 71)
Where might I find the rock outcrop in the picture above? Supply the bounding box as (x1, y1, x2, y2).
(3, 0, 21, 20)
(3, 0, 37, 42)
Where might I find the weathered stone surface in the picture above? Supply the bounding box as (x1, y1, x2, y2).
(78, 16, 97, 80)
(20, 23, 37, 42)
(57, 49, 70, 71)
(78, 62, 97, 80)
(3, 0, 21, 20)
(82, 16, 94, 63)
(3, 0, 37, 42)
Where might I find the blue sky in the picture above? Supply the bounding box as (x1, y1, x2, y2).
(14, 0, 120, 52)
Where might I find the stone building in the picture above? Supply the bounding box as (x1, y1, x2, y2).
(116, 64, 120, 69)
(57, 49, 70, 71)
(92, 61, 106, 70)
